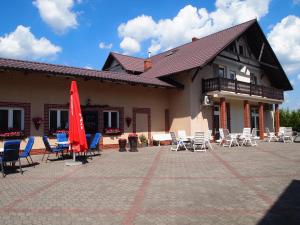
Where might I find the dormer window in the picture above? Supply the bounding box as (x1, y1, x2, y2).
(239, 45, 244, 56)
(227, 44, 236, 53)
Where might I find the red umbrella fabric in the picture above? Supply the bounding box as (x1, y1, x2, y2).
(69, 81, 88, 153)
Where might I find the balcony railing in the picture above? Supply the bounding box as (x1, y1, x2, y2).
(202, 77, 284, 100)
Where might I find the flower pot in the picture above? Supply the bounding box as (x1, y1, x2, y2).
(128, 136, 138, 152)
(118, 139, 127, 152)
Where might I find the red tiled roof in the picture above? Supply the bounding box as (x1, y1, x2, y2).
(109, 52, 145, 73)
(141, 19, 257, 78)
(0, 57, 174, 88)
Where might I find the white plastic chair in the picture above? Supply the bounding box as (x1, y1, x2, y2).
(222, 129, 239, 147)
(241, 128, 257, 146)
(170, 132, 188, 151)
(281, 127, 294, 143)
(218, 128, 225, 145)
(192, 132, 206, 152)
(204, 130, 213, 150)
(266, 127, 278, 142)
(178, 130, 187, 141)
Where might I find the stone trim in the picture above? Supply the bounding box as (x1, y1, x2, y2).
(0, 101, 31, 136)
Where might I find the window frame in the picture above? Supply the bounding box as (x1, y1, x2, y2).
(218, 65, 226, 78)
(49, 109, 69, 130)
(103, 110, 120, 129)
(0, 107, 24, 131)
(229, 70, 236, 80)
(239, 45, 244, 56)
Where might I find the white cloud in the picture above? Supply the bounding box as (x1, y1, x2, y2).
(268, 15, 300, 75)
(33, 0, 79, 34)
(0, 25, 61, 60)
(118, 0, 271, 54)
(120, 37, 140, 54)
(99, 42, 113, 49)
(293, 0, 300, 5)
(297, 74, 300, 80)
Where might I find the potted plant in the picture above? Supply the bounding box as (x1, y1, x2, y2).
(139, 134, 148, 147)
(104, 128, 121, 135)
(0, 129, 24, 139)
(128, 133, 138, 152)
(118, 138, 127, 152)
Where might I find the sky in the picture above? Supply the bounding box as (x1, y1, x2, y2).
(0, 0, 300, 109)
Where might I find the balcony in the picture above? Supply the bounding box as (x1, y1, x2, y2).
(202, 77, 284, 100)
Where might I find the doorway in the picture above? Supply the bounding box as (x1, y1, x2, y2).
(251, 107, 259, 135)
(82, 110, 98, 134)
(133, 108, 151, 143)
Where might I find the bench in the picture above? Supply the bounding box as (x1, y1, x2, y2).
(152, 133, 172, 146)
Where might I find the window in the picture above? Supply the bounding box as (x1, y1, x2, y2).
(227, 44, 236, 53)
(239, 45, 244, 56)
(49, 109, 69, 131)
(218, 66, 226, 78)
(103, 111, 119, 129)
(0, 108, 24, 131)
(250, 73, 258, 85)
(229, 70, 236, 80)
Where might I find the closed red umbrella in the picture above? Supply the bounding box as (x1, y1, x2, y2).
(69, 81, 87, 154)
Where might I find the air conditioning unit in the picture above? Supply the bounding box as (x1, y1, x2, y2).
(202, 95, 213, 106)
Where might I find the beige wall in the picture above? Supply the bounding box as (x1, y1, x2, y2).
(0, 71, 170, 149)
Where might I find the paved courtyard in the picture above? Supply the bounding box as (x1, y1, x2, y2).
(0, 141, 299, 225)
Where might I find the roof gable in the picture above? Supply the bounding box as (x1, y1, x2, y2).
(141, 19, 257, 79)
(102, 52, 145, 73)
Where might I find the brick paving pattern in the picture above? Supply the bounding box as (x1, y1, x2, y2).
(0, 141, 299, 225)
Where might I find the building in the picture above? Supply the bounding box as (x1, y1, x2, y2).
(0, 19, 292, 151)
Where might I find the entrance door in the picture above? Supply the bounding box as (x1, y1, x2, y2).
(82, 111, 98, 134)
(251, 107, 259, 135)
(133, 108, 151, 144)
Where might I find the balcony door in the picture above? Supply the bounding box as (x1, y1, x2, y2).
(251, 107, 259, 135)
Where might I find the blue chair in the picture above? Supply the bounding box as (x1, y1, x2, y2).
(20, 136, 35, 165)
(87, 133, 101, 159)
(56, 133, 69, 149)
(0, 140, 23, 177)
(42, 136, 64, 162)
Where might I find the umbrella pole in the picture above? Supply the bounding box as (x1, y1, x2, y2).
(65, 144, 82, 166)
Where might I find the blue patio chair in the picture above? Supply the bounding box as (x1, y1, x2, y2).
(42, 136, 64, 162)
(20, 136, 35, 165)
(0, 140, 23, 177)
(56, 133, 69, 149)
(87, 133, 101, 159)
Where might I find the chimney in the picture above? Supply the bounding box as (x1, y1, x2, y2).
(144, 59, 152, 71)
(192, 37, 199, 42)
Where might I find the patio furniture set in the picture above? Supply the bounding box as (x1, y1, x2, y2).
(266, 127, 296, 143)
(0, 132, 102, 177)
(170, 130, 213, 152)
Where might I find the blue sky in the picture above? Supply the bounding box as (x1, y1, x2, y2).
(0, 0, 299, 109)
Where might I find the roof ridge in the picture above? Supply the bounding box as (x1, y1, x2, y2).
(111, 52, 145, 60)
(149, 18, 257, 59)
(0, 57, 103, 73)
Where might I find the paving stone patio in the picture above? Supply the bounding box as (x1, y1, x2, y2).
(0, 141, 299, 225)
